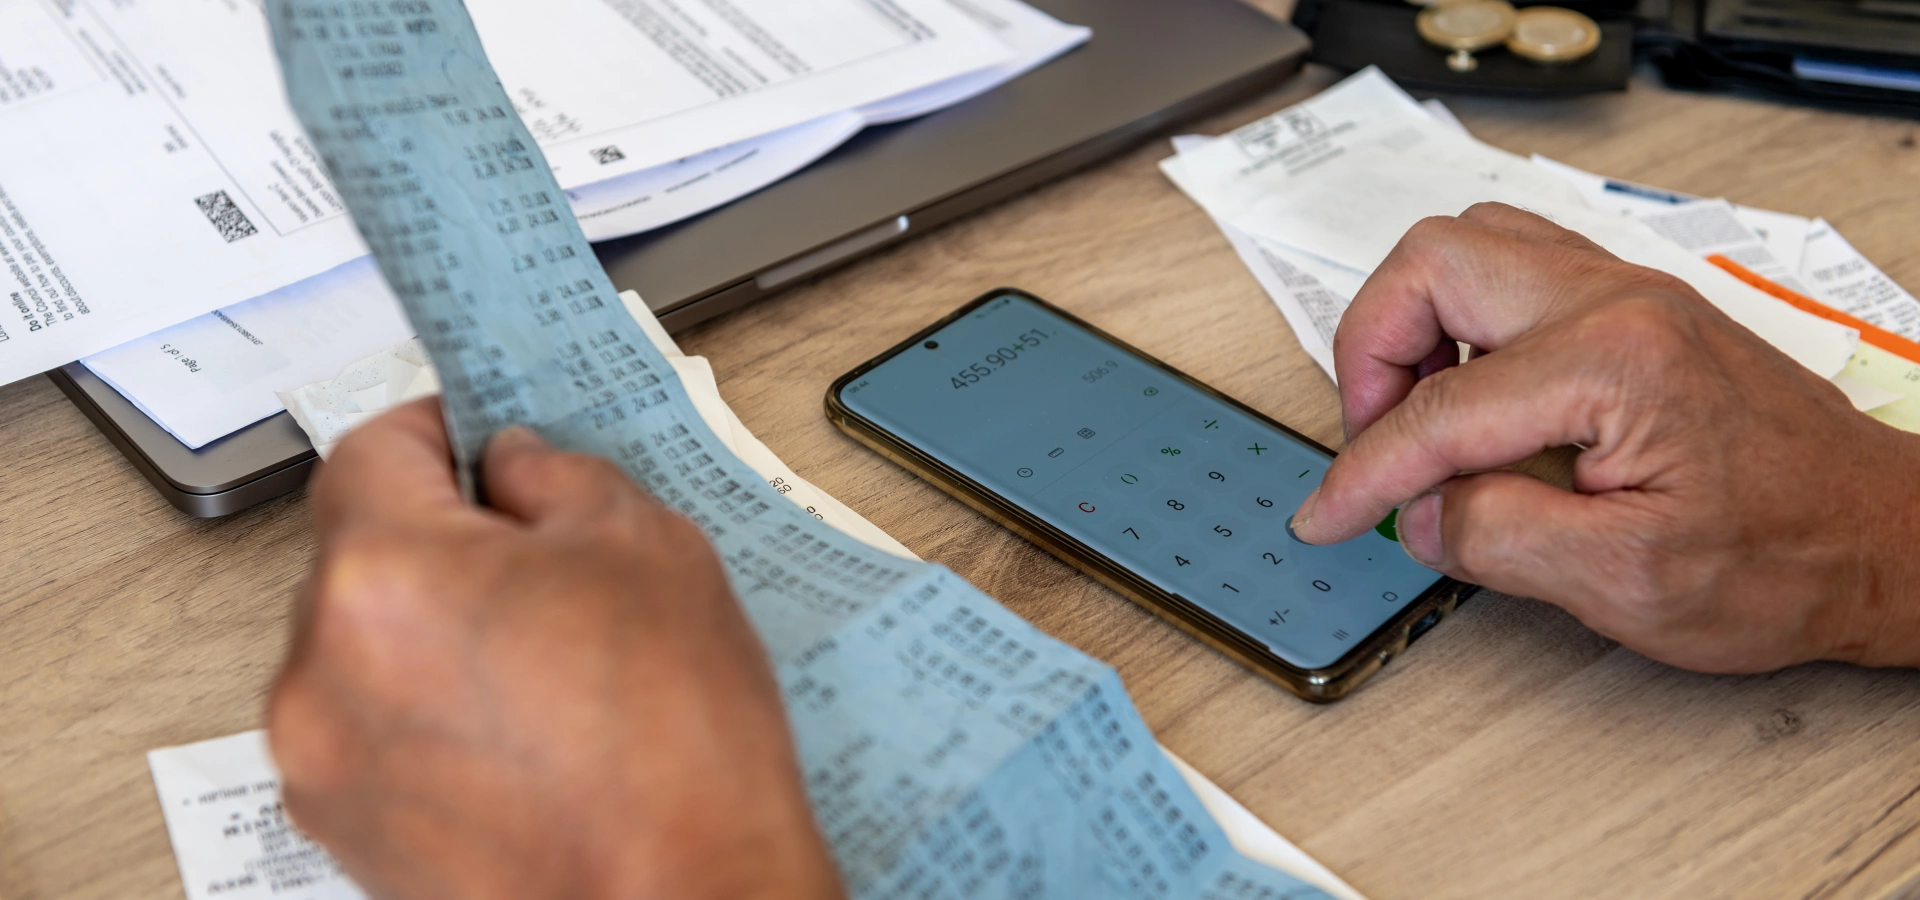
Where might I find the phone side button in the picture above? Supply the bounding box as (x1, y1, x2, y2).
(1407, 608, 1446, 644)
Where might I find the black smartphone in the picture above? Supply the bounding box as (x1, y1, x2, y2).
(826, 288, 1476, 702)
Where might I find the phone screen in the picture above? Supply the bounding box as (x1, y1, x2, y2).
(836, 292, 1446, 670)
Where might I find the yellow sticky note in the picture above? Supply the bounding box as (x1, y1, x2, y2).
(1845, 343, 1920, 434)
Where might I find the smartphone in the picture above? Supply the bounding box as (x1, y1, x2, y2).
(826, 289, 1477, 702)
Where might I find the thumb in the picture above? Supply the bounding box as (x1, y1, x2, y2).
(482, 425, 652, 524)
(1399, 471, 1621, 612)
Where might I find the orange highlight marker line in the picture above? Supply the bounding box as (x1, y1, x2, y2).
(1708, 253, 1920, 366)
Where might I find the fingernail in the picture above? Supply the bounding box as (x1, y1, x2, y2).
(1399, 491, 1445, 568)
(490, 424, 547, 454)
(1287, 489, 1320, 544)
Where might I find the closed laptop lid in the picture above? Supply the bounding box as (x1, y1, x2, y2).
(594, 0, 1310, 327)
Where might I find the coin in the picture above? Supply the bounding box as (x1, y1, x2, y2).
(1506, 6, 1601, 64)
(1416, 0, 1517, 72)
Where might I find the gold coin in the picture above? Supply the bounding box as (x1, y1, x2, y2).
(1416, 0, 1518, 52)
(1506, 7, 1601, 63)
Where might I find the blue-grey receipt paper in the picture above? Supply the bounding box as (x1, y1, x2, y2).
(266, 3, 1330, 896)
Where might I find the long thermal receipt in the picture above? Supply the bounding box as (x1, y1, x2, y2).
(265, 3, 1328, 897)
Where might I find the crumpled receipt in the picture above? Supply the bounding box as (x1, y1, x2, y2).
(155, 290, 1366, 900)
(278, 291, 914, 559)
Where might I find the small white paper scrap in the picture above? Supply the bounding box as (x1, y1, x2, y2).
(148, 731, 367, 900)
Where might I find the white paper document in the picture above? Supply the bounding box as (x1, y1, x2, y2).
(81, 259, 414, 449)
(1528, 154, 1700, 219)
(1225, 226, 1351, 380)
(149, 731, 363, 900)
(1, 0, 1075, 391)
(1163, 71, 1589, 263)
(468, 0, 1013, 186)
(1168, 134, 1352, 380)
(1801, 218, 1920, 341)
(1527, 158, 1920, 343)
(1731, 205, 1812, 275)
(1529, 156, 1814, 277)
(0, 0, 370, 388)
(565, 0, 1090, 241)
(67, 0, 1087, 442)
(1172, 80, 1913, 417)
(1169, 98, 1472, 384)
(568, 112, 870, 242)
(858, 0, 1092, 123)
(1418, 97, 1468, 135)
(1632, 198, 1810, 294)
(156, 292, 1363, 900)
(1522, 158, 1911, 412)
(1161, 68, 1859, 383)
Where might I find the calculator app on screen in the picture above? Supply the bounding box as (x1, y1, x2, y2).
(836, 292, 1444, 670)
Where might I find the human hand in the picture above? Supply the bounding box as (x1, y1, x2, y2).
(268, 399, 842, 900)
(1290, 203, 1920, 673)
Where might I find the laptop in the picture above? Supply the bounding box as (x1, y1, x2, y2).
(50, 0, 1310, 517)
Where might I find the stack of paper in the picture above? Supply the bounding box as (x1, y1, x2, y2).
(1525, 157, 1920, 346)
(1160, 68, 1920, 426)
(0, 0, 1087, 449)
(150, 290, 1370, 900)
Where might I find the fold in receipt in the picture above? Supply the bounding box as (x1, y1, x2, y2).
(152, 291, 1368, 900)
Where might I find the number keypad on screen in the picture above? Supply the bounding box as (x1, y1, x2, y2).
(1032, 397, 1420, 665)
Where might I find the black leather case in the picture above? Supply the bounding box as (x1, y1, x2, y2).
(1292, 0, 1634, 95)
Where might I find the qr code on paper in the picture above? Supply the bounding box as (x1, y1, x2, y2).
(194, 190, 258, 243)
(589, 145, 625, 165)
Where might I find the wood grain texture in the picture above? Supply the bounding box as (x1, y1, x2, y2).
(5, 22, 1920, 900)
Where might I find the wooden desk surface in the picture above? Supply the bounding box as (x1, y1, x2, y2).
(6, 40, 1920, 900)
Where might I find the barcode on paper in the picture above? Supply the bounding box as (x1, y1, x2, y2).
(193, 190, 258, 243)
